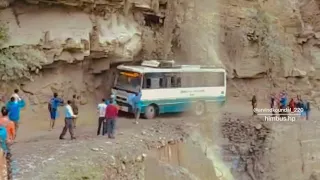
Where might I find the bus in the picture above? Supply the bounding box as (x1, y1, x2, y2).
(111, 60, 226, 119)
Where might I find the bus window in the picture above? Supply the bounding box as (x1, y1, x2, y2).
(208, 72, 225, 86)
(170, 77, 175, 87)
(159, 78, 167, 88)
(115, 71, 141, 92)
(146, 78, 151, 88)
(144, 73, 167, 89)
(170, 76, 181, 88)
(151, 78, 160, 88)
(176, 77, 181, 87)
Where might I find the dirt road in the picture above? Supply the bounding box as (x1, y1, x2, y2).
(9, 98, 320, 180)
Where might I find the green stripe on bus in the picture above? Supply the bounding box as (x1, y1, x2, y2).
(140, 96, 225, 114)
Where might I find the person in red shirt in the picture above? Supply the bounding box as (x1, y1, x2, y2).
(289, 98, 295, 113)
(105, 99, 119, 139)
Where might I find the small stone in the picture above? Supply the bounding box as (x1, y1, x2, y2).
(110, 156, 116, 166)
(168, 139, 175, 144)
(161, 140, 166, 146)
(121, 156, 128, 163)
(141, 131, 146, 135)
(91, 148, 99, 151)
(121, 163, 126, 170)
(142, 153, 147, 158)
(136, 156, 143, 162)
(255, 124, 262, 130)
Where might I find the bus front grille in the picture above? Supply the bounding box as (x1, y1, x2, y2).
(116, 96, 127, 101)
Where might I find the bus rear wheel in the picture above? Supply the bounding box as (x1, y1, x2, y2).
(144, 105, 157, 119)
(193, 101, 206, 116)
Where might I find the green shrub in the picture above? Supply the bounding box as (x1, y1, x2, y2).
(0, 22, 9, 47)
(0, 46, 47, 81)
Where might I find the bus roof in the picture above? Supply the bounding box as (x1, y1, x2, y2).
(117, 64, 226, 73)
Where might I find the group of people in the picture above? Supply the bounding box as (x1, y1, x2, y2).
(0, 89, 26, 180)
(47, 88, 142, 140)
(0, 88, 142, 179)
(251, 91, 311, 120)
(96, 88, 142, 138)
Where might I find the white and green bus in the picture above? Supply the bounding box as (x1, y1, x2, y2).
(111, 60, 226, 119)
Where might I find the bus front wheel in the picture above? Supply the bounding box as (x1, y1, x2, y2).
(193, 101, 206, 116)
(144, 105, 157, 119)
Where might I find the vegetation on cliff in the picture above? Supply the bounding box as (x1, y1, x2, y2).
(0, 22, 9, 47)
(0, 21, 47, 81)
(0, 46, 46, 81)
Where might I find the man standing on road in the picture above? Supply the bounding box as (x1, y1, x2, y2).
(6, 96, 25, 138)
(105, 99, 119, 139)
(71, 95, 79, 129)
(270, 94, 276, 117)
(305, 101, 311, 120)
(97, 98, 107, 136)
(134, 88, 142, 124)
(48, 93, 64, 130)
(59, 100, 76, 140)
(251, 95, 257, 116)
(279, 92, 288, 118)
(132, 88, 142, 124)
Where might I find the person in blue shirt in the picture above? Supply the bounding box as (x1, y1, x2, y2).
(6, 96, 26, 135)
(105, 99, 110, 105)
(48, 93, 64, 130)
(133, 89, 142, 124)
(305, 101, 311, 120)
(279, 92, 288, 118)
(59, 100, 77, 140)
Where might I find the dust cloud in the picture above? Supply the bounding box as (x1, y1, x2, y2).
(164, 0, 232, 179)
(163, 0, 222, 67)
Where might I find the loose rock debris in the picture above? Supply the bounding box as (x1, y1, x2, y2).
(221, 114, 271, 180)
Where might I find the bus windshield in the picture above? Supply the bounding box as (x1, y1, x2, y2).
(115, 71, 142, 92)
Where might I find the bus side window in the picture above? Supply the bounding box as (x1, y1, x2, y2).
(170, 76, 181, 87)
(159, 78, 166, 88)
(170, 77, 175, 87)
(166, 77, 172, 87)
(146, 78, 151, 89)
(176, 77, 181, 87)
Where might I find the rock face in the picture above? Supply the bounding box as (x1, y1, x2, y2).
(1, 0, 320, 101)
(0, 0, 167, 102)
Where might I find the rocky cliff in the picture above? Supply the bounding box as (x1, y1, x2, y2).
(0, 0, 320, 103)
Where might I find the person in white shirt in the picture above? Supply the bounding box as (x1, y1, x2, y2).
(97, 98, 107, 136)
(12, 89, 21, 102)
(59, 100, 77, 140)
